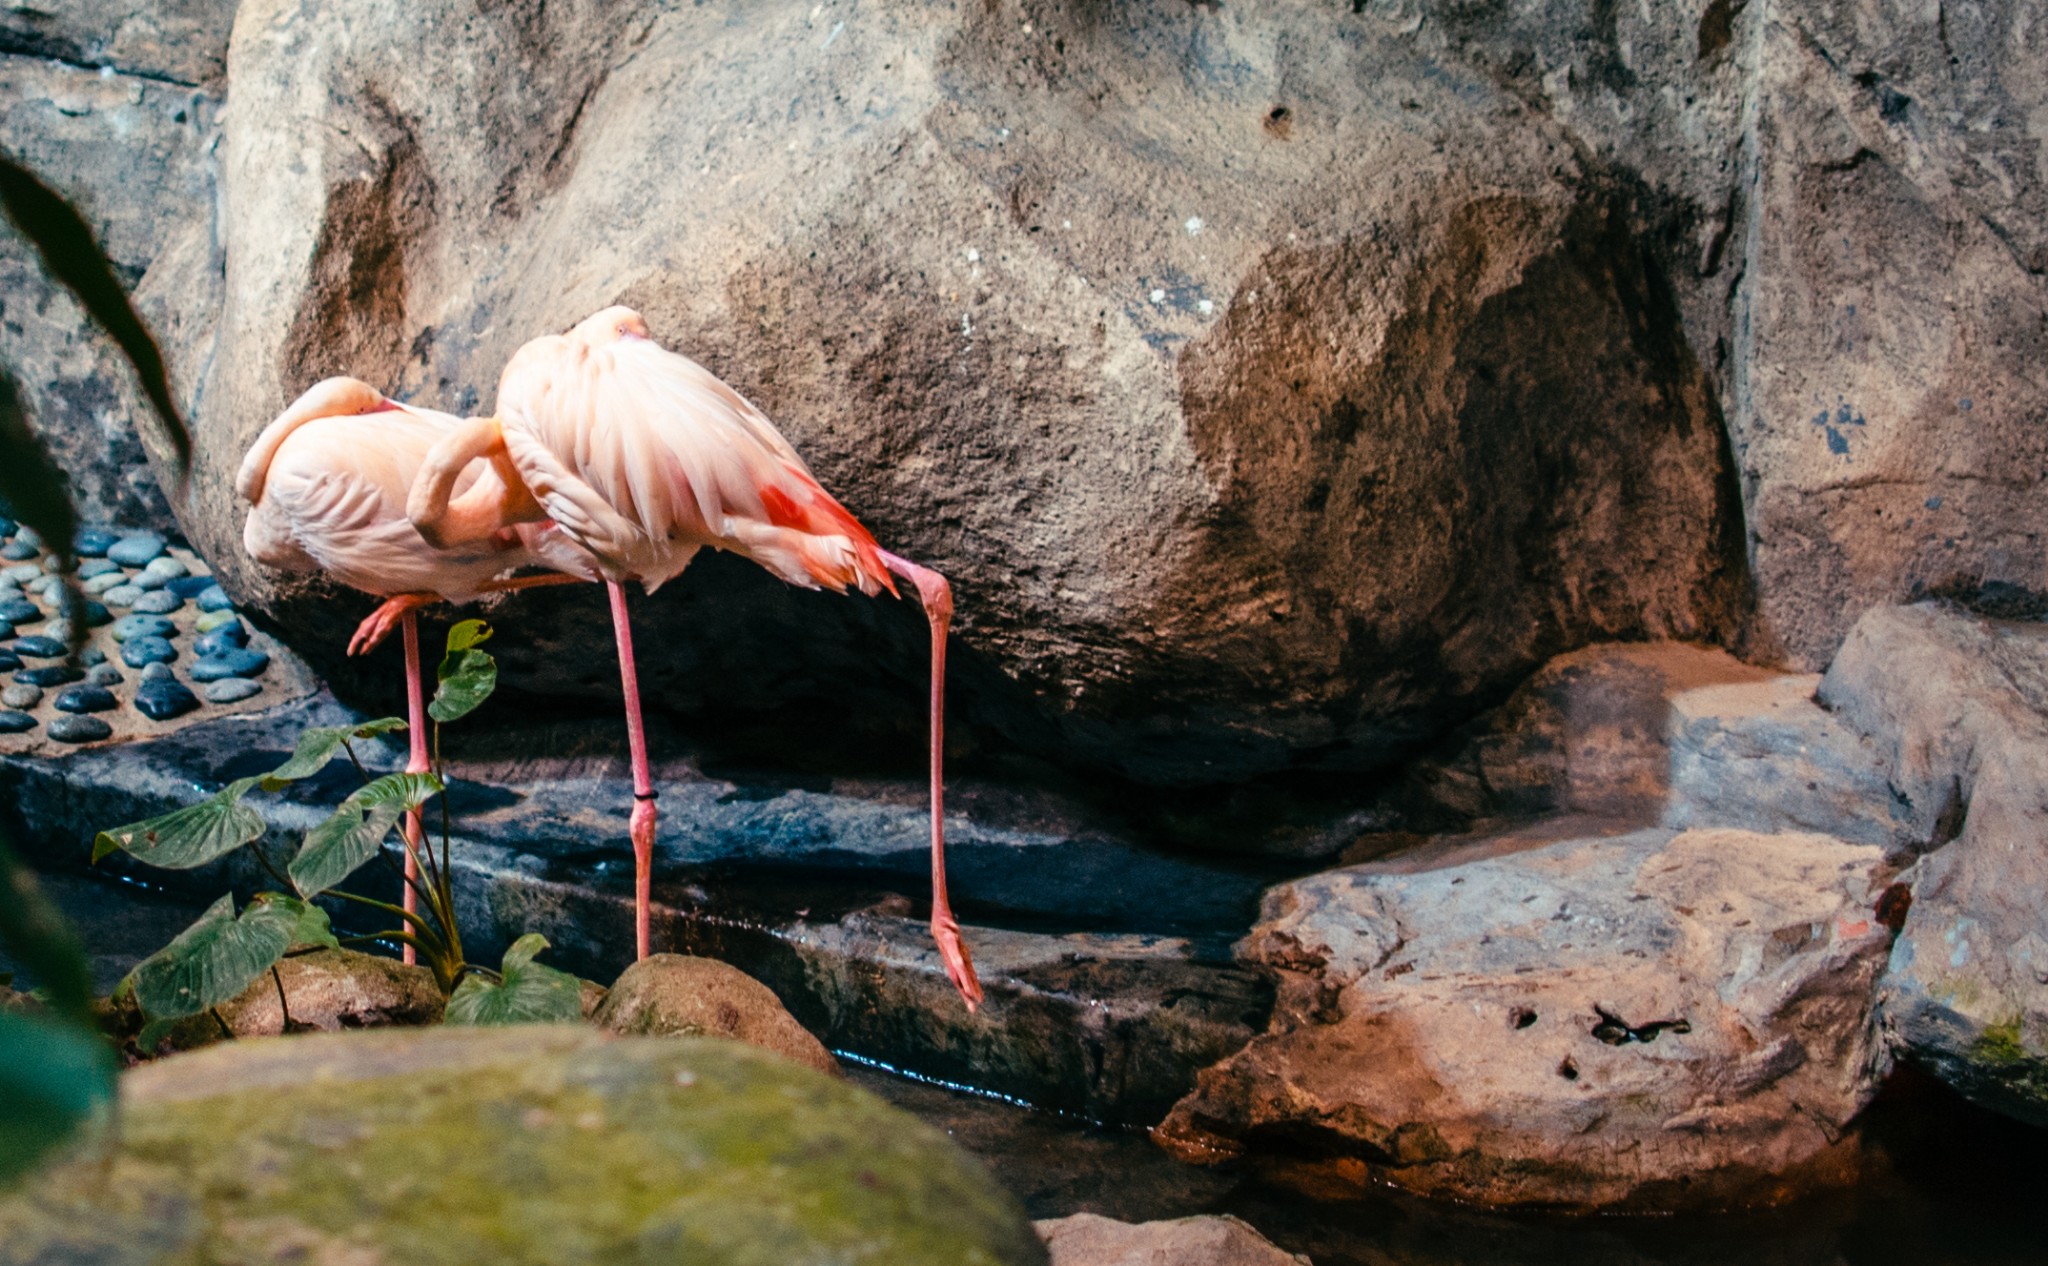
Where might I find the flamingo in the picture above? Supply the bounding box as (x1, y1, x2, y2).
(406, 307, 982, 1010)
(238, 377, 596, 955)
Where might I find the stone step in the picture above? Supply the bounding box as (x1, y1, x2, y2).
(0, 692, 1271, 1124)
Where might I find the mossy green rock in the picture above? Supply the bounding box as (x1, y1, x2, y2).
(0, 1026, 1045, 1265)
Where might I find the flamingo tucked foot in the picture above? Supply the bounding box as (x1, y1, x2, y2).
(350, 592, 436, 656)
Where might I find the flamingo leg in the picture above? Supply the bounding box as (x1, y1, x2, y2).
(878, 550, 980, 1011)
(399, 612, 429, 967)
(607, 580, 657, 961)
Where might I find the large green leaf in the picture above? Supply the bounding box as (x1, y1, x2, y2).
(0, 834, 93, 1021)
(430, 653, 496, 724)
(287, 771, 442, 897)
(92, 777, 265, 869)
(130, 893, 295, 1023)
(259, 717, 408, 791)
(444, 933, 583, 1026)
(93, 777, 264, 868)
(253, 892, 340, 951)
(0, 150, 188, 471)
(0, 1009, 115, 1186)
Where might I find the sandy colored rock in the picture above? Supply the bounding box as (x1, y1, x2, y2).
(0, 0, 236, 85)
(593, 952, 837, 1076)
(1036, 1213, 1305, 1266)
(0, 1025, 1046, 1266)
(1159, 826, 1893, 1210)
(100, 947, 443, 1054)
(1819, 604, 2048, 1124)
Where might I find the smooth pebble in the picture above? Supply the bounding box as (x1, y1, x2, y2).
(0, 565, 39, 585)
(86, 664, 122, 686)
(113, 614, 177, 642)
(195, 619, 249, 656)
(53, 685, 116, 714)
(46, 714, 111, 743)
(74, 528, 117, 558)
(0, 541, 36, 561)
(142, 556, 188, 580)
(14, 664, 81, 687)
(0, 516, 14, 537)
(203, 678, 262, 704)
(0, 711, 34, 734)
(77, 558, 121, 579)
(78, 647, 106, 667)
(196, 585, 236, 614)
(194, 609, 238, 634)
(11, 635, 65, 659)
(1, 684, 40, 709)
(128, 570, 169, 592)
(140, 662, 173, 681)
(166, 574, 215, 599)
(132, 590, 182, 615)
(133, 678, 199, 721)
(102, 585, 143, 608)
(82, 571, 127, 595)
(189, 649, 269, 682)
(120, 637, 177, 668)
(105, 536, 165, 567)
(0, 600, 38, 625)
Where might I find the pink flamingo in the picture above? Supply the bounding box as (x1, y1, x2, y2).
(238, 378, 596, 955)
(407, 308, 981, 1009)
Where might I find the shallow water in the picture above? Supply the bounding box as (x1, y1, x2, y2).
(11, 869, 2048, 1265)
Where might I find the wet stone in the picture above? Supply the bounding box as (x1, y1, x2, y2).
(78, 647, 106, 667)
(134, 678, 199, 721)
(53, 685, 116, 714)
(16, 665, 82, 687)
(196, 584, 235, 613)
(113, 615, 177, 643)
(13, 526, 37, 549)
(0, 684, 39, 709)
(82, 571, 128, 595)
(41, 620, 75, 645)
(46, 714, 111, 743)
(132, 590, 183, 615)
(106, 535, 166, 567)
(77, 558, 122, 580)
(194, 608, 237, 634)
(166, 575, 216, 599)
(203, 678, 262, 704)
(128, 570, 169, 592)
(0, 565, 39, 585)
(120, 637, 177, 668)
(101, 586, 142, 608)
(74, 528, 117, 558)
(0, 711, 33, 734)
(79, 601, 111, 628)
(86, 665, 122, 687)
(12, 636, 65, 659)
(0, 651, 18, 673)
(0, 541, 37, 561)
(139, 662, 173, 682)
(0, 600, 39, 625)
(194, 619, 248, 656)
(190, 650, 268, 682)
(0, 620, 12, 642)
(26, 576, 61, 599)
(142, 556, 188, 580)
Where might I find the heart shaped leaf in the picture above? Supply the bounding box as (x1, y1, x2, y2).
(288, 772, 442, 897)
(130, 893, 296, 1023)
(260, 717, 408, 790)
(93, 777, 264, 869)
(444, 933, 583, 1026)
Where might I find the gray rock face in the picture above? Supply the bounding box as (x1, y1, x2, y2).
(1157, 826, 1894, 1210)
(1819, 604, 2048, 1124)
(1036, 1213, 1306, 1266)
(172, 0, 1747, 788)
(0, 51, 217, 531)
(0, 0, 235, 85)
(0, 1026, 1048, 1266)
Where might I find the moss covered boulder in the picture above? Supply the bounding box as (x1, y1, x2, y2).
(0, 1026, 1045, 1265)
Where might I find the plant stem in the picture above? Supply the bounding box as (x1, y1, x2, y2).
(209, 1007, 233, 1040)
(269, 964, 296, 1032)
(338, 737, 374, 787)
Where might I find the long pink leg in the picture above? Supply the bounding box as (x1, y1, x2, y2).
(879, 550, 981, 1010)
(608, 581, 657, 961)
(399, 612, 429, 966)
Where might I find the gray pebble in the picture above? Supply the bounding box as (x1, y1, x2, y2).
(25, 575, 60, 597)
(77, 601, 110, 628)
(142, 556, 188, 580)
(0, 599, 38, 625)
(1, 683, 41, 709)
(120, 637, 176, 668)
(82, 571, 128, 595)
(40, 554, 63, 573)
(131, 590, 183, 615)
(196, 584, 236, 613)
(53, 685, 116, 714)
(105, 535, 165, 567)
(102, 585, 143, 609)
(203, 678, 262, 704)
(128, 569, 169, 592)
(46, 714, 111, 743)
(85, 664, 122, 686)
(194, 619, 249, 657)
(0, 541, 37, 562)
(140, 661, 174, 681)
(11, 636, 64, 659)
(112, 614, 177, 643)
(78, 647, 106, 667)
(74, 528, 117, 558)
(133, 678, 198, 721)
(0, 564, 39, 585)
(77, 558, 122, 579)
(189, 649, 269, 682)
(0, 711, 33, 734)
(14, 526, 40, 549)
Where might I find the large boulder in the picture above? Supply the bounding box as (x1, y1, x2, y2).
(168, 0, 1748, 789)
(0, 1025, 1047, 1265)
(1156, 826, 1894, 1210)
(1819, 604, 2048, 1124)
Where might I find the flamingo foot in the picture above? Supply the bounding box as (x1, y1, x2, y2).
(630, 795, 656, 962)
(932, 908, 983, 1012)
(350, 593, 435, 656)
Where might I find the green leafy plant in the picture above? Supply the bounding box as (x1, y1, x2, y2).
(0, 146, 194, 1184)
(95, 621, 584, 1044)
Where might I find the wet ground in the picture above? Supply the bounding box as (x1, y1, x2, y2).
(9, 868, 2048, 1266)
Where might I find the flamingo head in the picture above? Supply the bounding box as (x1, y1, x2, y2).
(571, 305, 651, 345)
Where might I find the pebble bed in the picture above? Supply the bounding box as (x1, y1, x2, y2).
(0, 520, 289, 746)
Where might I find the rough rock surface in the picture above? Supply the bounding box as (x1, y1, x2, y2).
(166, 0, 1749, 789)
(0, 49, 217, 529)
(1157, 826, 1895, 1210)
(1734, 5, 2048, 669)
(593, 952, 839, 1076)
(0, 1026, 1047, 1266)
(1819, 604, 2048, 1124)
(0, 0, 235, 85)
(100, 948, 445, 1054)
(1036, 1213, 1305, 1266)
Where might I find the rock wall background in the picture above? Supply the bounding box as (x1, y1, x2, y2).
(4, 0, 2045, 812)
